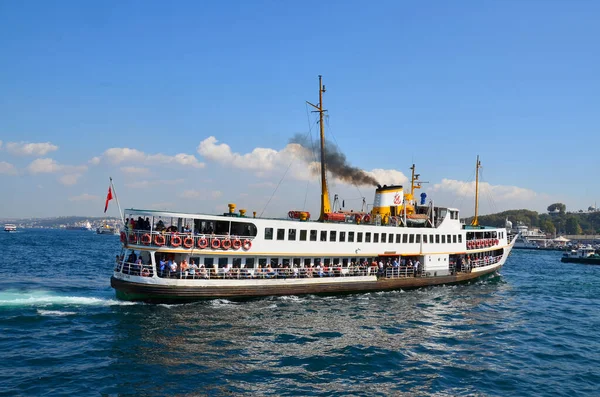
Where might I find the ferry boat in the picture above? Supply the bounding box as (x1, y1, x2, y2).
(97, 222, 118, 235)
(561, 246, 600, 264)
(110, 77, 516, 302)
(4, 224, 17, 232)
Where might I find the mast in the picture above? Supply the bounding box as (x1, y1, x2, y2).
(471, 155, 481, 226)
(307, 75, 331, 221)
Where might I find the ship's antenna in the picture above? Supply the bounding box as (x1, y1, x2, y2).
(470, 155, 481, 226)
(306, 75, 331, 221)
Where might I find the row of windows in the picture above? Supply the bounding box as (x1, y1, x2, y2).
(264, 227, 463, 244)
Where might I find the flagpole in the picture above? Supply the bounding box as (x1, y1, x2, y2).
(110, 177, 125, 226)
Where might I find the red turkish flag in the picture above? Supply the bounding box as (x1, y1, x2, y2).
(104, 186, 113, 213)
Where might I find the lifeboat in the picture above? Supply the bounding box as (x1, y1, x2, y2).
(323, 212, 346, 222)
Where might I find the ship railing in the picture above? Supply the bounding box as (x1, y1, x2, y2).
(383, 267, 422, 279)
(119, 261, 154, 277)
(153, 266, 375, 280)
(458, 254, 502, 272)
(123, 229, 255, 249)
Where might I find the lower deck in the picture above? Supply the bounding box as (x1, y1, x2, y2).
(111, 246, 511, 302)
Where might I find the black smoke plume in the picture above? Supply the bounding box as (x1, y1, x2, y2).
(290, 134, 379, 186)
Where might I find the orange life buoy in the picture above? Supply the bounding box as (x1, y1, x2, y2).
(171, 234, 182, 247)
(364, 215, 371, 223)
(128, 233, 137, 244)
(221, 239, 232, 250)
(211, 238, 221, 249)
(495, 239, 499, 245)
(354, 213, 362, 223)
(476, 240, 481, 248)
(242, 239, 252, 250)
(288, 211, 294, 218)
(141, 268, 150, 277)
(468, 241, 473, 249)
(154, 234, 165, 246)
(141, 233, 151, 245)
(232, 239, 242, 250)
(197, 237, 208, 249)
(120, 232, 127, 244)
(183, 236, 194, 248)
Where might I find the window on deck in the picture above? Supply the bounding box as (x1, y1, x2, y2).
(265, 228, 273, 240)
(300, 230, 307, 241)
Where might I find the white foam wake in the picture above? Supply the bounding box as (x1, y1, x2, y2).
(0, 290, 138, 307)
(37, 309, 77, 316)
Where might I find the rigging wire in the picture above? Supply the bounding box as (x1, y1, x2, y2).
(259, 103, 318, 217)
(480, 169, 499, 215)
(303, 102, 319, 210)
(325, 107, 365, 210)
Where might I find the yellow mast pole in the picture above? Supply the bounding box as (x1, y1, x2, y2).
(307, 75, 331, 221)
(471, 155, 481, 226)
(410, 164, 415, 197)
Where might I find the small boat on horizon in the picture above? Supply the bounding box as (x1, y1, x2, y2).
(4, 224, 17, 232)
(110, 76, 516, 303)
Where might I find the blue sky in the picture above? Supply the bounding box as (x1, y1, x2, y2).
(1, 1, 598, 219)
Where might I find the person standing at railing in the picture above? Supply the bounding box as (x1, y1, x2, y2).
(159, 258, 166, 277)
(189, 260, 198, 278)
(180, 259, 189, 278)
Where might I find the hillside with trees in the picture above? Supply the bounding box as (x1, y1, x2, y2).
(464, 203, 600, 235)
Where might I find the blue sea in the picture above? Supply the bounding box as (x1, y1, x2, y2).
(1, 230, 599, 396)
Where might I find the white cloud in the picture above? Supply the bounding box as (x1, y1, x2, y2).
(26, 158, 87, 175)
(59, 174, 83, 186)
(89, 156, 101, 165)
(197, 136, 308, 172)
(180, 189, 202, 199)
(197, 137, 408, 189)
(69, 193, 99, 202)
(0, 161, 17, 175)
(126, 178, 185, 189)
(5, 141, 59, 156)
(179, 189, 223, 200)
(150, 202, 174, 209)
(121, 166, 150, 175)
(431, 179, 538, 202)
(102, 148, 205, 168)
(367, 169, 409, 186)
(26, 158, 63, 174)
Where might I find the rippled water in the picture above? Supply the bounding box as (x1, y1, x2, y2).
(1, 230, 599, 396)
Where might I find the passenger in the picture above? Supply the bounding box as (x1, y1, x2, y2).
(169, 259, 178, 277)
(414, 260, 420, 277)
(189, 260, 198, 278)
(180, 259, 189, 278)
(199, 264, 207, 279)
(317, 264, 324, 277)
(159, 258, 166, 277)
